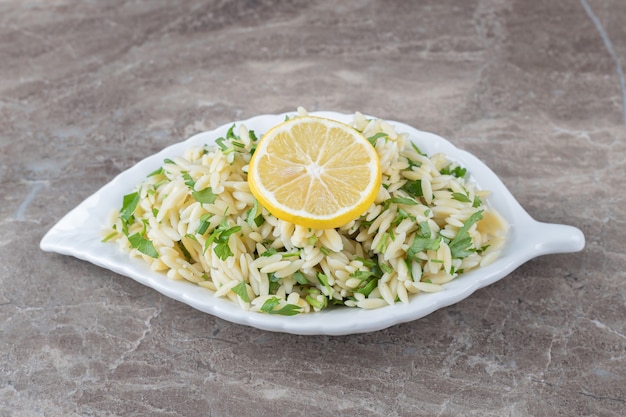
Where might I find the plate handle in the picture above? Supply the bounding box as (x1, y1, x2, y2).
(529, 221, 585, 256)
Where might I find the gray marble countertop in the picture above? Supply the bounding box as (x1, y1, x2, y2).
(2, 1, 625, 416)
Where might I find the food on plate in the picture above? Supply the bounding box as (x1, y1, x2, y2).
(102, 108, 508, 315)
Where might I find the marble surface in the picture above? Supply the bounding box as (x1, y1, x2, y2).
(1, 0, 625, 416)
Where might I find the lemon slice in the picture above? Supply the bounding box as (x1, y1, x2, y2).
(248, 115, 381, 229)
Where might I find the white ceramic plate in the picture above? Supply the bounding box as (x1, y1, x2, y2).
(40, 111, 585, 335)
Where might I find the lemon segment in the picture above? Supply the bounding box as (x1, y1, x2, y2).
(248, 116, 381, 229)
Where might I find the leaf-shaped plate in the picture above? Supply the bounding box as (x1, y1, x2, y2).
(40, 111, 585, 335)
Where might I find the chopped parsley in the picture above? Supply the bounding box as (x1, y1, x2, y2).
(367, 132, 388, 145)
(245, 200, 264, 227)
(128, 233, 159, 258)
(204, 219, 242, 260)
(317, 273, 333, 298)
(268, 273, 281, 294)
(411, 142, 426, 156)
(101, 231, 118, 243)
(176, 241, 192, 262)
(182, 172, 195, 188)
(356, 277, 379, 296)
(350, 270, 378, 281)
(192, 187, 218, 204)
(407, 237, 441, 257)
(401, 179, 423, 198)
(215, 137, 231, 154)
(441, 164, 467, 178)
(120, 192, 139, 223)
(195, 213, 214, 235)
(117, 191, 159, 258)
(260, 296, 302, 316)
(147, 167, 164, 177)
(449, 210, 483, 259)
(406, 220, 440, 260)
(226, 124, 237, 140)
(384, 196, 418, 210)
(293, 271, 310, 285)
(231, 281, 250, 302)
(374, 232, 390, 253)
(305, 294, 327, 310)
(452, 192, 471, 203)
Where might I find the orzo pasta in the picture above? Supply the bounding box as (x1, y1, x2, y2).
(102, 109, 508, 315)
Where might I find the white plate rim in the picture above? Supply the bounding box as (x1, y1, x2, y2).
(40, 111, 585, 335)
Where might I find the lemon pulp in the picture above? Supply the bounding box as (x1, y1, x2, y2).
(248, 116, 381, 229)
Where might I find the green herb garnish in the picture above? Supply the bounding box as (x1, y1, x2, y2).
(260, 296, 302, 316)
(245, 200, 264, 227)
(317, 273, 333, 298)
(128, 233, 159, 258)
(182, 172, 195, 188)
(293, 271, 310, 285)
(405, 219, 440, 259)
(367, 132, 388, 145)
(441, 164, 467, 178)
(385, 196, 418, 209)
(176, 241, 192, 262)
(407, 237, 441, 260)
(101, 231, 118, 243)
(356, 277, 378, 296)
(451, 192, 471, 203)
(192, 187, 218, 204)
(147, 167, 164, 177)
(411, 142, 426, 156)
(226, 124, 238, 140)
(231, 281, 250, 302)
(401, 180, 423, 198)
(195, 213, 214, 235)
(120, 192, 139, 222)
(449, 210, 483, 258)
(204, 220, 242, 260)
